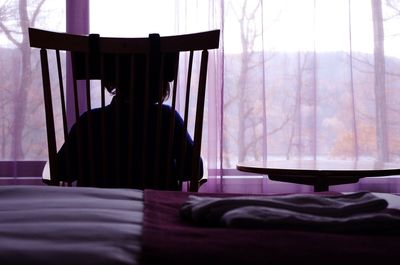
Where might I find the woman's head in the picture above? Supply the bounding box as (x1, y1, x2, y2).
(102, 53, 177, 104)
(72, 51, 177, 104)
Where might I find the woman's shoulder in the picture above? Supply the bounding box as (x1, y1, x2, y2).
(160, 104, 183, 118)
(72, 105, 113, 128)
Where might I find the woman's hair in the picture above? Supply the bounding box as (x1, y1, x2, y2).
(72, 51, 177, 104)
(103, 53, 177, 104)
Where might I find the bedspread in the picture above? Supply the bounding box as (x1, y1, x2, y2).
(0, 185, 143, 265)
(142, 190, 400, 265)
(1, 186, 399, 265)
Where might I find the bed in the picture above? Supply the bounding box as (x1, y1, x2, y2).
(0, 185, 399, 265)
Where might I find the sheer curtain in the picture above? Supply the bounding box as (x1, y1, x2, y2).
(219, 0, 400, 193)
(74, 0, 400, 193)
(1, 0, 400, 193)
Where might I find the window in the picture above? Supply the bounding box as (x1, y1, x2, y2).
(0, 0, 65, 181)
(2, 0, 400, 193)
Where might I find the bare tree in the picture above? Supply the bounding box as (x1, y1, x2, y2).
(371, 0, 389, 161)
(348, 0, 359, 159)
(236, 0, 262, 162)
(0, 0, 46, 160)
(221, 0, 264, 165)
(285, 52, 311, 159)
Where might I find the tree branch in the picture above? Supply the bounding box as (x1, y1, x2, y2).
(31, 0, 46, 27)
(0, 21, 21, 47)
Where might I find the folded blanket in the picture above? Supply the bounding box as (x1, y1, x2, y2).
(222, 205, 400, 232)
(180, 192, 400, 232)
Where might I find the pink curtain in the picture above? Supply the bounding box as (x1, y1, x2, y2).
(1, 0, 400, 193)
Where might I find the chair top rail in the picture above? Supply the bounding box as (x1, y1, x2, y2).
(29, 28, 220, 53)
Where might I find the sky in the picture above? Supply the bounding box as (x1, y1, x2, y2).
(89, 0, 400, 57)
(1, 0, 400, 57)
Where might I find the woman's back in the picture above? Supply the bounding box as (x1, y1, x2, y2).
(56, 99, 202, 190)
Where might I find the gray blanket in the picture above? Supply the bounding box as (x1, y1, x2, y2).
(0, 185, 143, 265)
(180, 192, 400, 232)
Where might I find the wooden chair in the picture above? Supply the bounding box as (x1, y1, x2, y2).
(29, 28, 220, 191)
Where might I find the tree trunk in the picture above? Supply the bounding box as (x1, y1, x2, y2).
(238, 40, 249, 162)
(371, 0, 389, 161)
(348, 0, 359, 159)
(10, 0, 31, 160)
(296, 52, 303, 158)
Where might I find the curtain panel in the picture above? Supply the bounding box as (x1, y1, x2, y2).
(1, 0, 400, 193)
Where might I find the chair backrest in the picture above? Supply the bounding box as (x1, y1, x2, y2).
(29, 28, 220, 191)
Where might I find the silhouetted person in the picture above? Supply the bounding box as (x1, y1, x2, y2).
(55, 52, 203, 190)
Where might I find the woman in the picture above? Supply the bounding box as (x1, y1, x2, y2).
(55, 52, 203, 190)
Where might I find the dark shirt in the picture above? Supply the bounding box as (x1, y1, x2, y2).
(56, 99, 203, 190)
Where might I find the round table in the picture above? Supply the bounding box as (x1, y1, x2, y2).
(237, 159, 400, 192)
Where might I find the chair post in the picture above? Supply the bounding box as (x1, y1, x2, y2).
(190, 49, 209, 192)
(40, 48, 59, 185)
